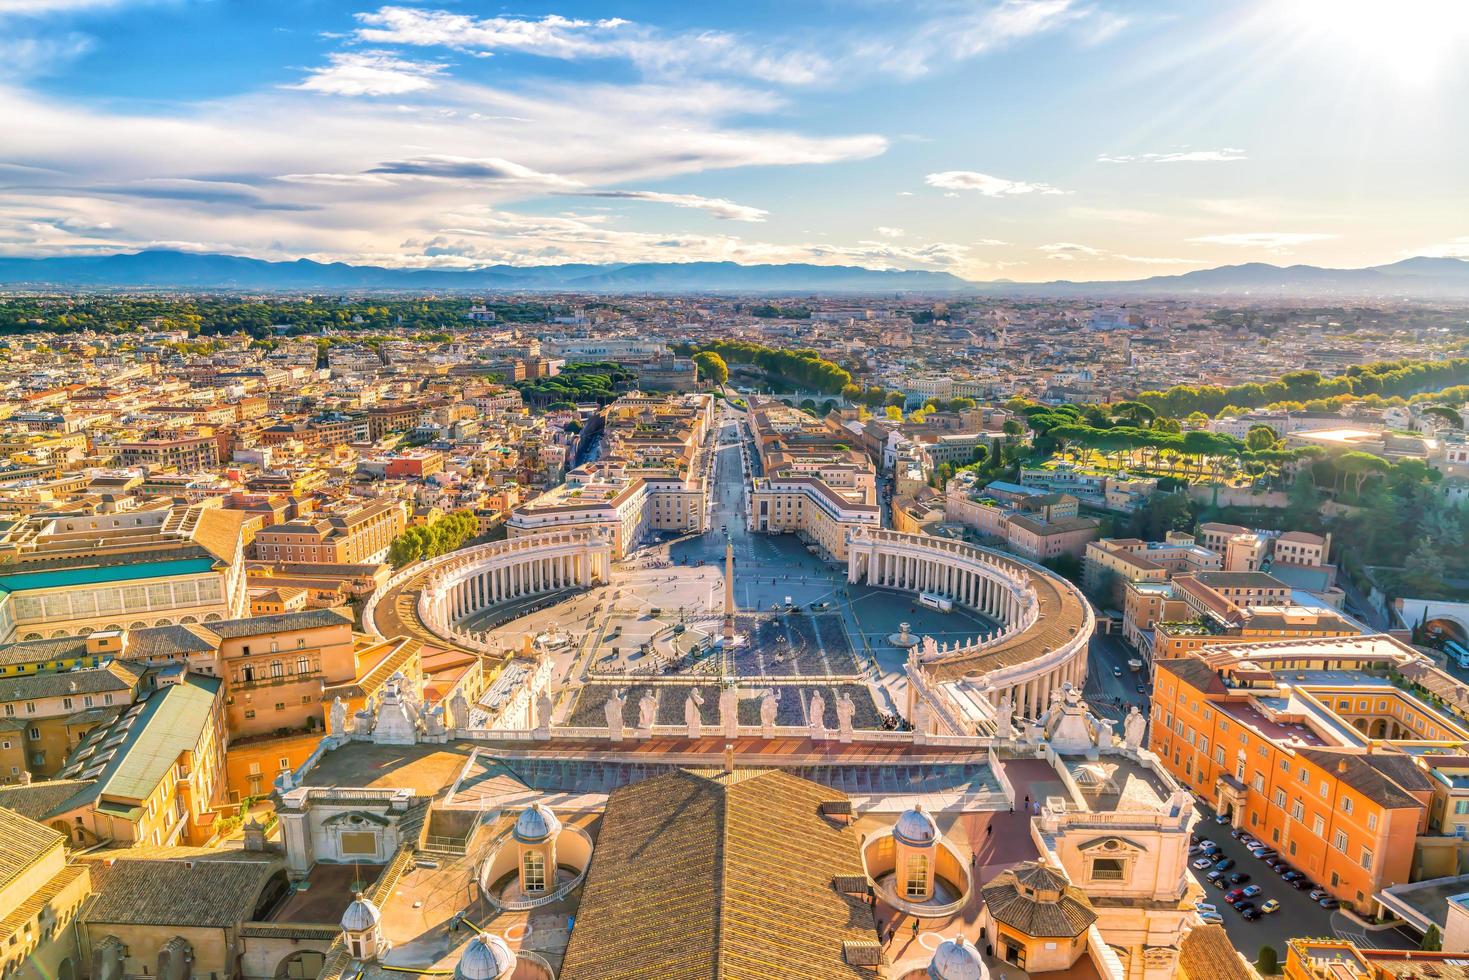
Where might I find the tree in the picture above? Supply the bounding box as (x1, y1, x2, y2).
(1423, 405, 1463, 430)
(1245, 424, 1278, 452)
(1256, 945, 1279, 975)
(691, 351, 729, 385)
(1002, 418, 1026, 439)
(884, 405, 904, 422)
(1423, 924, 1443, 952)
(1400, 537, 1448, 597)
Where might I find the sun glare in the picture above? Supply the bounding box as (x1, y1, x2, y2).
(1280, 0, 1469, 86)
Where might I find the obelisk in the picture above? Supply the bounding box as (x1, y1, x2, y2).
(723, 537, 737, 647)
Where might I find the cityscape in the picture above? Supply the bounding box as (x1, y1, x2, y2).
(3, 3, 1469, 980)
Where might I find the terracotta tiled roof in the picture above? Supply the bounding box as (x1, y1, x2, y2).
(560, 768, 875, 980)
(81, 853, 281, 928)
(979, 862, 1096, 939)
(1178, 924, 1258, 980)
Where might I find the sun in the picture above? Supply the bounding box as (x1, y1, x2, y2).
(1278, 0, 1469, 87)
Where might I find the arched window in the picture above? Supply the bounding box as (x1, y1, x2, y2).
(522, 850, 546, 892)
(905, 854, 928, 899)
(296, 657, 310, 674)
(270, 661, 284, 678)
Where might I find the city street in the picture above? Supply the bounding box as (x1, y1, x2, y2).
(1083, 631, 1149, 721)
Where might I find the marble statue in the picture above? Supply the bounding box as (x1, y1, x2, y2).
(447, 691, 470, 732)
(759, 688, 780, 734)
(637, 691, 657, 735)
(835, 691, 855, 742)
(921, 635, 939, 661)
(423, 704, 446, 738)
(718, 683, 739, 737)
(684, 689, 705, 738)
(534, 691, 554, 734)
(604, 688, 627, 741)
(329, 697, 349, 737)
(1123, 705, 1147, 750)
(809, 690, 827, 739)
(995, 693, 1014, 739)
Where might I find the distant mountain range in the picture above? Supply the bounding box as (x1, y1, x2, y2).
(1, 249, 1468, 297)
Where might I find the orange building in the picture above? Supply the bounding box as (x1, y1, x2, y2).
(1150, 653, 1434, 912)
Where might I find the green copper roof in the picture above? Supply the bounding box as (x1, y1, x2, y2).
(0, 557, 216, 593)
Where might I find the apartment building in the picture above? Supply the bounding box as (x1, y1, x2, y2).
(944, 474, 1101, 562)
(0, 655, 142, 782)
(115, 434, 220, 471)
(251, 499, 406, 565)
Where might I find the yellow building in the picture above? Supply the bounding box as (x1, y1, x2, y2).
(0, 807, 92, 980)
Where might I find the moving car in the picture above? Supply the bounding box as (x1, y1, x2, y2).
(1113, 666, 1123, 677)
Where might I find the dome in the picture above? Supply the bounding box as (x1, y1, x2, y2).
(928, 936, 989, 980)
(455, 932, 516, 980)
(894, 803, 939, 846)
(513, 803, 562, 844)
(340, 893, 381, 933)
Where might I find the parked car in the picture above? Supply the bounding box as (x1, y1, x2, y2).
(1261, 899, 1280, 914)
(1282, 870, 1306, 883)
(1206, 869, 1226, 882)
(1252, 848, 1277, 860)
(1225, 887, 1247, 903)
(1241, 906, 1262, 921)
(1290, 878, 1315, 891)
(1230, 828, 1246, 839)
(1190, 833, 1203, 845)
(1231, 898, 1256, 912)
(1192, 857, 1216, 870)
(1309, 888, 1330, 901)
(1266, 859, 1289, 873)
(1319, 897, 1340, 910)
(1213, 858, 1236, 872)
(1195, 903, 1218, 914)
(1199, 912, 1225, 925)
(1214, 812, 1230, 824)
(1242, 884, 1263, 898)
(1227, 872, 1251, 885)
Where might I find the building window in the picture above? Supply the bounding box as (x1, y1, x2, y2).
(1333, 830, 1348, 852)
(905, 853, 929, 898)
(1343, 797, 1355, 815)
(523, 850, 546, 892)
(1090, 858, 1125, 881)
(1360, 847, 1373, 870)
(1367, 813, 1378, 831)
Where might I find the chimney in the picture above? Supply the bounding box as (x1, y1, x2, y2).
(723, 743, 734, 772)
(1338, 758, 1349, 774)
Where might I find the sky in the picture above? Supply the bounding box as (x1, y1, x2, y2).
(2, 0, 1468, 282)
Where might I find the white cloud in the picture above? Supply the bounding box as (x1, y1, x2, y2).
(875, 226, 905, 238)
(1187, 232, 1337, 249)
(973, 238, 1010, 246)
(348, 2, 1098, 87)
(1410, 237, 1469, 259)
(0, 0, 131, 12)
(1037, 242, 1102, 260)
(575, 190, 767, 222)
(1098, 147, 1247, 164)
(0, 65, 883, 265)
(352, 7, 829, 86)
(294, 51, 446, 96)
(925, 170, 1066, 196)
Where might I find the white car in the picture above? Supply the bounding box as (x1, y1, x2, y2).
(1192, 857, 1216, 870)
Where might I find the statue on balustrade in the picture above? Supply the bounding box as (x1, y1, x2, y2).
(808, 690, 827, 739)
(604, 688, 627, 741)
(684, 688, 705, 738)
(637, 691, 657, 734)
(759, 688, 780, 734)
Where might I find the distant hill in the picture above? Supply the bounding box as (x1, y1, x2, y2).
(0, 250, 969, 293)
(0, 248, 1466, 297)
(974, 256, 1469, 298)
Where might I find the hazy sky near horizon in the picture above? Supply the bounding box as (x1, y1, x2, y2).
(2, 0, 1467, 282)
